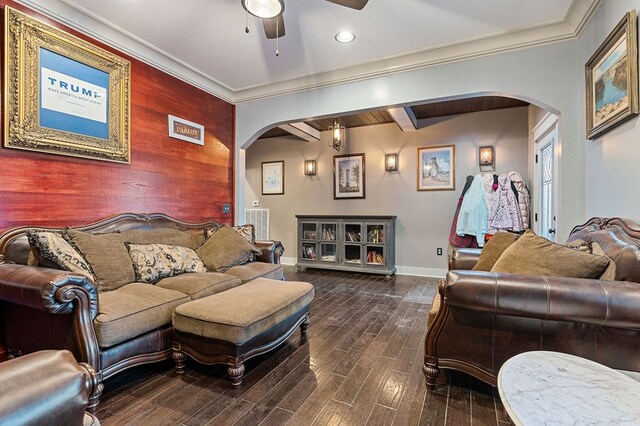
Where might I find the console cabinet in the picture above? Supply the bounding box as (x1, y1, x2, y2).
(296, 215, 396, 277)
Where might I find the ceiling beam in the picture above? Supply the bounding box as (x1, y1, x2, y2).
(387, 107, 417, 131)
(278, 122, 320, 142)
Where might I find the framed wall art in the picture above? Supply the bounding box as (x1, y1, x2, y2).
(168, 115, 204, 145)
(585, 10, 638, 139)
(333, 153, 365, 199)
(4, 7, 131, 163)
(262, 161, 284, 195)
(417, 145, 455, 191)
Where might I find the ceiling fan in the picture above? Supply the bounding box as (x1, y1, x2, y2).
(241, 0, 369, 40)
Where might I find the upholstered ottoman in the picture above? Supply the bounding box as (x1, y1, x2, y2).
(171, 277, 314, 385)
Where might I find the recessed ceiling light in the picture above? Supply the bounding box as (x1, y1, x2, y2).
(335, 31, 356, 43)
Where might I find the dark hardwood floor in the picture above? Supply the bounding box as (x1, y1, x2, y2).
(95, 266, 514, 425)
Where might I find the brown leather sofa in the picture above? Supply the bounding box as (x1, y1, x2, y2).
(423, 217, 640, 388)
(0, 350, 99, 426)
(0, 213, 284, 407)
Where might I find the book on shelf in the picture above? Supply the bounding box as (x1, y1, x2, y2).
(322, 227, 336, 240)
(303, 245, 316, 259)
(303, 231, 316, 240)
(367, 251, 384, 264)
(345, 231, 361, 242)
(367, 228, 384, 243)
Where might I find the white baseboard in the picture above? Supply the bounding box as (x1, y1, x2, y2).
(280, 256, 446, 278)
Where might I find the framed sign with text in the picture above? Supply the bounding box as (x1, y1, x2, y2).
(168, 115, 205, 145)
(4, 7, 131, 163)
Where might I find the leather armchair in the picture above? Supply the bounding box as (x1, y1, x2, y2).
(424, 217, 640, 388)
(0, 350, 99, 426)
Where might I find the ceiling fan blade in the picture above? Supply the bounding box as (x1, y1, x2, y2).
(263, 16, 285, 39)
(325, 0, 369, 10)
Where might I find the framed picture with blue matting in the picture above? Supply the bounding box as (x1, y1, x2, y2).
(4, 7, 131, 163)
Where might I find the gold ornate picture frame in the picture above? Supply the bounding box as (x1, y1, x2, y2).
(4, 7, 131, 163)
(585, 10, 638, 140)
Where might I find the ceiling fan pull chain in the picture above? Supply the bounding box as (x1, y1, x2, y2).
(275, 18, 280, 56)
(245, 8, 249, 33)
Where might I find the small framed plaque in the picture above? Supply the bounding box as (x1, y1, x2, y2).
(168, 115, 205, 145)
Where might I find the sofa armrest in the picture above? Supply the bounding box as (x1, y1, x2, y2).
(448, 248, 481, 270)
(0, 264, 98, 318)
(442, 270, 640, 329)
(254, 240, 284, 264)
(0, 350, 97, 426)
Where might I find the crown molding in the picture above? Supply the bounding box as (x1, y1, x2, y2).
(14, 0, 235, 103)
(16, 0, 601, 105)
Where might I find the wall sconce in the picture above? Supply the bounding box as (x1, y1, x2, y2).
(385, 153, 399, 172)
(329, 119, 345, 152)
(479, 145, 495, 172)
(304, 160, 317, 176)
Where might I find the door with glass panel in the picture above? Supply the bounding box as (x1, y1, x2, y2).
(535, 128, 557, 241)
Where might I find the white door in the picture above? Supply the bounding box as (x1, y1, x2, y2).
(533, 117, 558, 241)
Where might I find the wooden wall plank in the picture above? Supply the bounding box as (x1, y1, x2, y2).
(0, 0, 235, 358)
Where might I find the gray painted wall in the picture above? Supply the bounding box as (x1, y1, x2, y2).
(236, 38, 584, 242)
(245, 107, 529, 275)
(581, 1, 640, 221)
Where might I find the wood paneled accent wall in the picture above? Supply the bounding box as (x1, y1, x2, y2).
(0, 1, 235, 361)
(0, 1, 235, 231)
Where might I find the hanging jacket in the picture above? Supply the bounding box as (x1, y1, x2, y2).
(489, 174, 522, 232)
(456, 174, 488, 247)
(508, 171, 530, 230)
(449, 176, 478, 248)
(484, 173, 496, 235)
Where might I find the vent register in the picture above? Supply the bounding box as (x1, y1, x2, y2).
(245, 208, 269, 240)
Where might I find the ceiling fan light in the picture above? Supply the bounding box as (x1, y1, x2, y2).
(242, 0, 284, 19)
(335, 31, 356, 43)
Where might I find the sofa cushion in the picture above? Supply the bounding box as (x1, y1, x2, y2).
(121, 228, 205, 250)
(472, 232, 520, 272)
(173, 278, 314, 345)
(491, 230, 610, 279)
(197, 225, 262, 272)
(94, 283, 189, 348)
(224, 262, 284, 283)
(26, 230, 95, 279)
(66, 230, 135, 292)
(156, 272, 242, 300)
(126, 243, 206, 284)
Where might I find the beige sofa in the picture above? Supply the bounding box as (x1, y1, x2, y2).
(0, 213, 284, 407)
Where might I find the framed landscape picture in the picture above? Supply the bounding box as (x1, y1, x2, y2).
(333, 153, 365, 199)
(417, 145, 455, 191)
(4, 7, 131, 163)
(585, 10, 638, 139)
(262, 161, 284, 195)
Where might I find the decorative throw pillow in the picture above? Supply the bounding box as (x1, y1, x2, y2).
(126, 243, 207, 284)
(205, 224, 256, 245)
(472, 232, 520, 271)
(26, 230, 95, 279)
(591, 242, 617, 281)
(121, 228, 205, 250)
(197, 225, 262, 272)
(65, 230, 136, 292)
(491, 230, 610, 279)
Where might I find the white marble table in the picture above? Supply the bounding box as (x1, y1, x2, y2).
(498, 351, 640, 426)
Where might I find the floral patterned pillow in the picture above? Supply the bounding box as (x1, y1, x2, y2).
(26, 230, 95, 279)
(205, 224, 256, 245)
(126, 243, 207, 284)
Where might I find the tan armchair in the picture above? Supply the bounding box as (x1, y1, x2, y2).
(423, 217, 640, 388)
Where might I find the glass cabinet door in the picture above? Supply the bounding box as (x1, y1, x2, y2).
(320, 243, 337, 263)
(301, 222, 317, 241)
(343, 223, 362, 243)
(366, 224, 385, 244)
(301, 242, 318, 261)
(343, 244, 362, 266)
(320, 223, 337, 241)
